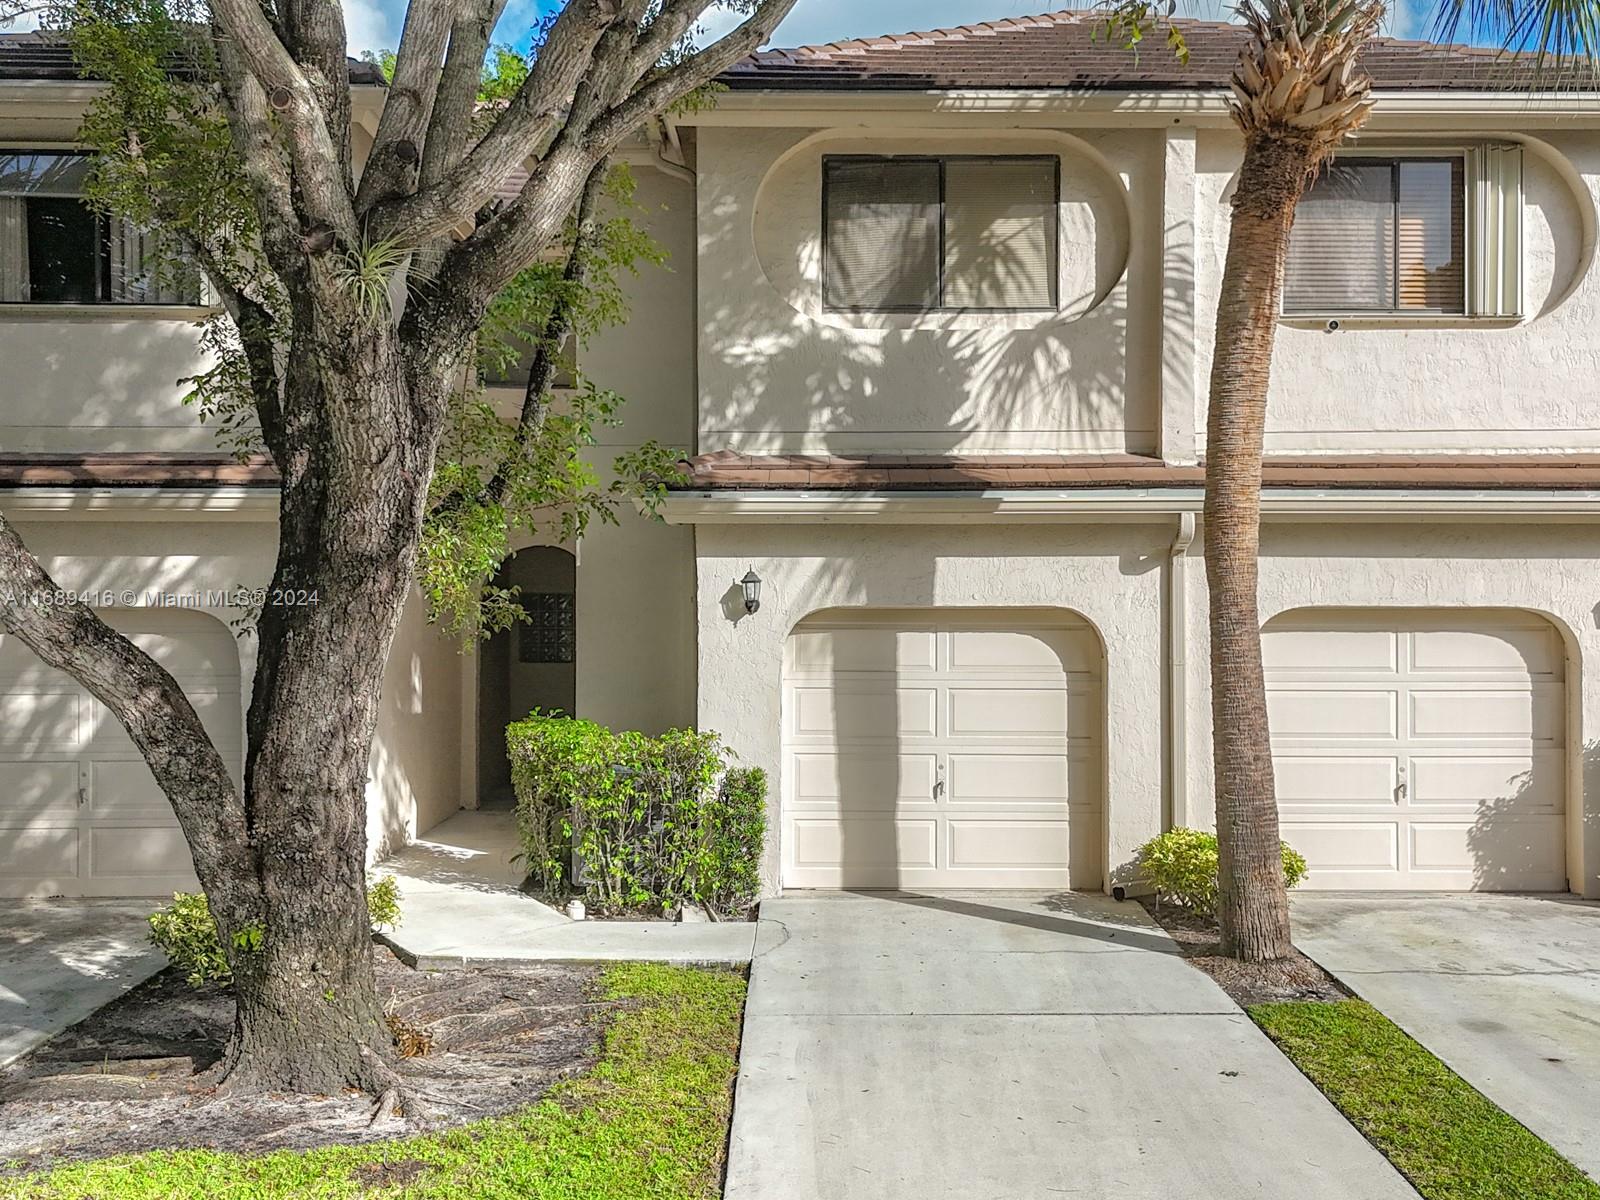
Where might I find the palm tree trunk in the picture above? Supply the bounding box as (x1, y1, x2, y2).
(1205, 135, 1318, 963)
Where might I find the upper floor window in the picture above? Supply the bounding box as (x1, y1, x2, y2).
(1284, 147, 1524, 320)
(822, 155, 1059, 312)
(0, 151, 202, 306)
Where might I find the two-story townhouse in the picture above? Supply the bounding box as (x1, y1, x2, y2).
(3, 10, 1599, 905)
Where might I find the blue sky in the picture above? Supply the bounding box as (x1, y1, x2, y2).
(340, 0, 1438, 61)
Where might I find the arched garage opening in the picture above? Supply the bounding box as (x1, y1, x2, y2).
(0, 608, 242, 898)
(781, 607, 1104, 890)
(1262, 607, 1567, 892)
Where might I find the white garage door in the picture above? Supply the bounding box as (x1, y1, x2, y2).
(0, 610, 243, 898)
(1264, 609, 1566, 891)
(782, 609, 1102, 889)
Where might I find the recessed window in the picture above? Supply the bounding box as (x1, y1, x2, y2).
(517, 592, 575, 664)
(1285, 156, 1466, 315)
(823, 155, 1059, 312)
(0, 151, 202, 305)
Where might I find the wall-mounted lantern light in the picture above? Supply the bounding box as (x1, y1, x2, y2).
(740, 568, 762, 615)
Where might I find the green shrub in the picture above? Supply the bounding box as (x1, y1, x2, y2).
(1137, 827, 1308, 916)
(148, 876, 403, 988)
(507, 713, 767, 917)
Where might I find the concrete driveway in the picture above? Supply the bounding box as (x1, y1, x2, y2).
(726, 892, 1418, 1200)
(0, 900, 166, 1068)
(1294, 893, 1600, 1180)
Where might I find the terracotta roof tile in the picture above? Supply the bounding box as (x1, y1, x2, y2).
(0, 453, 279, 487)
(722, 9, 1595, 94)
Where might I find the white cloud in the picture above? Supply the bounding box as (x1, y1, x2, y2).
(343, 0, 398, 56)
(1, 10, 40, 30)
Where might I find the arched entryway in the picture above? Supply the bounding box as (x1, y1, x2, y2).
(476, 547, 576, 807)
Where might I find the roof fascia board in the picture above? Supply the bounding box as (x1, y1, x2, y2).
(687, 88, 1600, 127)
(660, 487, 1600, 524)
(0, 488, 279, 521)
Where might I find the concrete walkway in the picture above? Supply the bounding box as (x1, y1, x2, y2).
(376, 809, 759, 966)
(726, 892, 1420, 1200)
(1294, 893, 1600, 1179)
(0, 900, 165, 1068)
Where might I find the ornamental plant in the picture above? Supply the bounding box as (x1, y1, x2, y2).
(1137, 827, 1308, 917)
(507, 714, 766, 917)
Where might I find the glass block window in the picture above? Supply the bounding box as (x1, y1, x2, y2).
(518, 592, 575, 664)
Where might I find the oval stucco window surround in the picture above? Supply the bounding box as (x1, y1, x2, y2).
(750, 130, 1133, 332)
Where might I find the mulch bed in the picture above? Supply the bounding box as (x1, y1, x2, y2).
(1140, 898, 1349, 1007)
(0, 947, 609, 1172)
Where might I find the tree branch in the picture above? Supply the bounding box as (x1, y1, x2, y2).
(355, 0, 455, 213)
(587, 0, 799, 149)
(418, 0, 511, 194)
(0, 513, 258, 920)
(365, 0, 623, 247)
(205, 9, 356, 238)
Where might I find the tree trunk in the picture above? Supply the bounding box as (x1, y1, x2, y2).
(213, 321, 452, 1094)
(1204, 135, 1318, 963)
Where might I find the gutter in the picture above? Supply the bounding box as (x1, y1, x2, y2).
(660, 487, 1600, 523)
(1167, 513, 1197, 830)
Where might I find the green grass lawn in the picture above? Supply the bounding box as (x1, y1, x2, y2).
(1251, 999, 1600, 1200)
(1, 963, 745, 1200)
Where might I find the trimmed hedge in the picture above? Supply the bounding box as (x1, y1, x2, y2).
(507, 713, 766, 917)
(1137, 827, 1308, 915)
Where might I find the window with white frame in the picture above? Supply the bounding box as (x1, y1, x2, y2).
(1284, 146, 1523, 319)
(822, 155, 1059, 312)
(0, 151, 203, 305)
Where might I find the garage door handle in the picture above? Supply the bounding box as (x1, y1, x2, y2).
(933, 763, 945, 799)
(78, 762, 91, 807)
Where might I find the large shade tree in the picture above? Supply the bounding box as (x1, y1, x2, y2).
(1109, 0, 1594, 961)
(0, 0, 796, 1098)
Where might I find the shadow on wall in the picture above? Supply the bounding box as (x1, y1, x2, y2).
(1468, 740, 1595, 893)
(697, 135, 1192, 457)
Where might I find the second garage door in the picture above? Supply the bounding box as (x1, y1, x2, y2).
(0, 609, 243, 898)
(782, 609, 1102, 889)
(1264, 609, 1566, 891)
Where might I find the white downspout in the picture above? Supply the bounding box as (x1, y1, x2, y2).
(1168, 512, 1197, 830)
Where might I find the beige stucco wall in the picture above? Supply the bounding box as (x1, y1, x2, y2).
(1194, 127, 1600, 454)
(695, 125, 1162, 455)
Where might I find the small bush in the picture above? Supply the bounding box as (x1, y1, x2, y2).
(1138, 827, 1307, 916)
(148, 876, 403, 988)
(507, 713, 767, 917)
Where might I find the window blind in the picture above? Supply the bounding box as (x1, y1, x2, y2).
(1284, 156, 1465, 315)
(942, 158, 1057, 309)
(822, 156, 1058, 312)
(823, 158, 940, 311)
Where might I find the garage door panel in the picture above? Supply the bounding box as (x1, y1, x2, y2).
(948, 819, 1072, 870)
(88, 761, 186, 818)
(786, 627, 937, 675)
(948, 628, 1093, 673)
(1410, 688, 1558, 741)
(948, 753, 1070, 804)
(1266, 609, 1566, 893)
(1263, 628, 1397, 673)
(87, 825, 194, 879)
(1410, 626, 1561, 678)
(0, 762, 77, 820)
(788, 817, 938, 874)
(1279, 820, 1400, 872)
(1275, 756, 1397, 806)
(1268, 689, 1396, 739)
(0, 691, 83, 753)
(948, 687, 1077, 737)
(0, 826, 78, 879)
(791, 752, 937, 809)
(790, 686, 938, 739)
(1408, 753, 1562, 809)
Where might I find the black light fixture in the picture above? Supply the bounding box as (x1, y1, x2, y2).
(740, 568, 762, 615)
